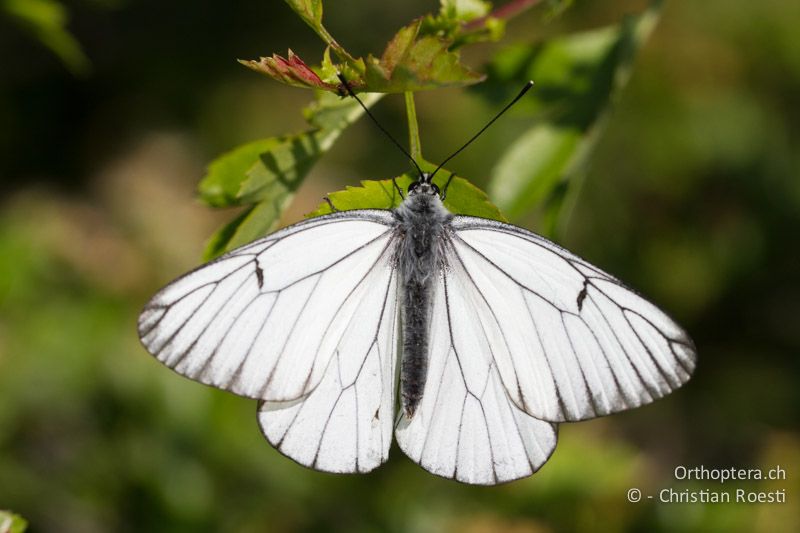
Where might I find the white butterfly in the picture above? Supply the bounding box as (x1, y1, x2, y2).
(138, 170, 696, 485)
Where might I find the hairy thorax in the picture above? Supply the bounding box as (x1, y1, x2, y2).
(394, 194, 451, 277)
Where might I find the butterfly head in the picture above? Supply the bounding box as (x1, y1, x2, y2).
(408, 173, 440, 197)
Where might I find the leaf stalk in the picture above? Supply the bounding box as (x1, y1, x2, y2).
(404, 92, 422, 163)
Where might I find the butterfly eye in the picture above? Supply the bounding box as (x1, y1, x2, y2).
(407, 182, 419, 193)
(431, 184, 440, 196)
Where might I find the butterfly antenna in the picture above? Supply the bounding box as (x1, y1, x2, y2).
(429, 81, 534, 181)
(336, 73, 425, 180)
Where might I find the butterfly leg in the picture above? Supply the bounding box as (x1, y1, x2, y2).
(440, 172, 456, 201)
(392, 176, 405, 201)
(324, 196, 340, 212)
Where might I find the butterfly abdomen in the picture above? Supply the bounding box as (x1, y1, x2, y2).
(394, 191, 452, 418)
(400, 275, 431, 417)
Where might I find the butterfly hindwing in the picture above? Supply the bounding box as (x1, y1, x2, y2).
(257, 264, 400, 474)
(395, 271, 558, 485)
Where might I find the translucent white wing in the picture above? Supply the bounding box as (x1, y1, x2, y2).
(395, 271, 558, 485)
(138, 210, 396, 404)
(448, 216, 697, 423)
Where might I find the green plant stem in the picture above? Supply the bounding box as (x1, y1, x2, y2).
(315, 25, 359, 66)
(405, 92, 422, 163)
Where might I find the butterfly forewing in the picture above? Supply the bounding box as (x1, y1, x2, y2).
(449, 216, 697, 423)
(138, 210, 397, 402)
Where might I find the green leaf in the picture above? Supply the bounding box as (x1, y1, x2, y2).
(235, 131, 325, 204)
(200, 91, 383, 259)
(2, 0, 90, 75)
(203, 197, 293, 261)
(199, 138, 283, 207)
(490, 124, 581, 212)
(203, 206, 254, 260)
(306, 173, 507, 222)
(282, 0, 358, 67)
(302, 88, 374, 130)
(364, 19, 485, 92)
(484, 1, 662, 232)
(284, 0, 323, 29)
(0, 510, 28, 533)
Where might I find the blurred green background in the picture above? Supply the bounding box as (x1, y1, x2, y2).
(1, 0, 799, 531)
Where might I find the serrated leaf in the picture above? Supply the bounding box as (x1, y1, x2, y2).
(485, 1, 662, 231)
(377, 20, 419, 76)
(239, 50, 338, 91)
(201, 92, 382, 259)
(0, 510, 28, 533)
(306, 172, 507, 222)
(364, 19, 484, 92)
